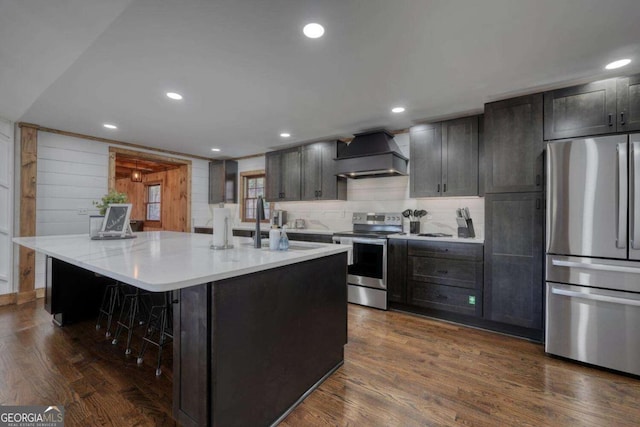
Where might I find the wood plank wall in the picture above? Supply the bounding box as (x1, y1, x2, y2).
(115, 165, 189, 232)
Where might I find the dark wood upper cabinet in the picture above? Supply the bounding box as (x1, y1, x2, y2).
(410, 115, 479, 198)
(483, 192, 544, 332)
(410, 123, 442, 198)
(301, 141, 346, 201)
(442, 116, 479, 196)
(544, 79, 617, 140)
(617, 73, 640, 132)
(484, 94, 544, 193)
(265, 147, 301, 202)
(208, 160, 238, 204)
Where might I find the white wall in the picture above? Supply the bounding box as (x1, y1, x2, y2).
(234, 133, 485, 236)
(0, 118, 13, 295)
(32, 131, 210, 288)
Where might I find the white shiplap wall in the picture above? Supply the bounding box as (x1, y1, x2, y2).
(235, 133, 486, 236)
(33, 132, 210, 288)
(0, 118, 13, 295)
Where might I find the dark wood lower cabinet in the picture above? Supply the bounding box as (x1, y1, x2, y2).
(387, 239, 407, 303)
(483, 192, 544, 338)
(400, 240, 483, 317)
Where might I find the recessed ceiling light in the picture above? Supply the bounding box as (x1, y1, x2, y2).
(280, 133, 291, 138)
(211, 148, 221, 152)
(391, 107, 406, 113)
(605, 59, 631, 70)
(103, 123, 117, 129)
(166, 92, 183, 100)
(303, 23, 325, 39)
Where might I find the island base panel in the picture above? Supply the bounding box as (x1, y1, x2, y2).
(46, 256, 109, 325)
(174, 253, 348, 427)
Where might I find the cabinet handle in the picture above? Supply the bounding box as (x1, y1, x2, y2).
(621, 112, 626, 126)
(436, 270, 448, 274)
(437, 184, 441, 193)
(318, 190, 322, 197)
(536, 198, 541, 210)
(609, 113, 614, 127)
(443, 183, 447, 193)
(536, 174, 541, 186)
(435, 293, 448, 300)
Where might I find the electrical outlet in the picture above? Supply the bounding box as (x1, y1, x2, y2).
(77, 208, 88, 215)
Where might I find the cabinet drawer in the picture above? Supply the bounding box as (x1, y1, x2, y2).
(409, 257, 481, 289)
(409, 281, 481, 316)
(408, 240, 483, 260)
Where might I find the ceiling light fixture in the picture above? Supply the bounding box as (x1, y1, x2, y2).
(303, 23, 325, 39)
(131, 160, 142, 182)
(166, 92, 183, 100)
(211, 148, 221, 152)
(103, 123, 117, 129)
(280, 133, 291, 138)
(391, 107, 406, 113)
(605, 59, 631, 70)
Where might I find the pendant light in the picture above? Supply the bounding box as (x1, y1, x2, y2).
(131, 160, 142, 182)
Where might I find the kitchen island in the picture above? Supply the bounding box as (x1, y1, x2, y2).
(13, 231, 350, 427)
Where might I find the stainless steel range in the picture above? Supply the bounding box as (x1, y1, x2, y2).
(332, 212, 403, 310)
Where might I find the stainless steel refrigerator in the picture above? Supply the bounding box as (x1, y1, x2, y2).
(546, 133, 640, 376)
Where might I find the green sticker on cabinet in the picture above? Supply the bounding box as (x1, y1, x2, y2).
(468, 296, 476, 305)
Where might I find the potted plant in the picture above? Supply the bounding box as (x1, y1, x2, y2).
(93, 190, 128, 215)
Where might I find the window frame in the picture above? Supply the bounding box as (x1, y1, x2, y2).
(144, 180, 162, 227)
(240, 170, 270, 223)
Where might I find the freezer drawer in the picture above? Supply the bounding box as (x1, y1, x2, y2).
(546, 282, 640, 376)
(547, 255, 640, 293)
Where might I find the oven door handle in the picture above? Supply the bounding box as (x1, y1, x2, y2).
(351, 238, 387, 245)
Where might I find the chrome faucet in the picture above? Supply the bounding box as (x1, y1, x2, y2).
(254, 195, 265, 248)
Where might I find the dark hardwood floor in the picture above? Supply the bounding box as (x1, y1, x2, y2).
(1, 300, 639, 426)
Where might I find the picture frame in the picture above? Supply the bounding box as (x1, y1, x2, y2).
(98, 203, 133, 238)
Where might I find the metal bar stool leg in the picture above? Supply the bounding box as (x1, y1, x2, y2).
(96, 282, 121, 338)
(112, 286, 145, 355)
(137, 291, 174, 376)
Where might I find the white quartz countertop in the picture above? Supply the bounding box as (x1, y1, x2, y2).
(233, 226, 337, 235)
(13, 231, 350, 292)
(388, 233, 484, 244)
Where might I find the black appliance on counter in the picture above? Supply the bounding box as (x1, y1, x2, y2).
(332, 212, 402, 310)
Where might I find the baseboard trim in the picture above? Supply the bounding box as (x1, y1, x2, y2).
(0, 289, 45, 306)
(0, 293, 17, 306)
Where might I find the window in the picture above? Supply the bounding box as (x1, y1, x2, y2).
(240, 171, 270, 222)
(145, 182, 161, 223)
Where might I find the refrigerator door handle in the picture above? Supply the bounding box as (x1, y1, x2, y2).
(617, 142, 628, 249)
(552, 258, 640, 274)
(551, 287, 640, 307)
(632, 141, 640, 249)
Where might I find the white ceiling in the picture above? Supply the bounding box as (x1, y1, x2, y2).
(3, 0, 640, 159)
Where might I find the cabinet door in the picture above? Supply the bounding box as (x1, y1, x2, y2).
(317, 141, 345, 200)
(280, 147, 301, 201)
(265, 152, 281, 202)
(485, 94, 544, 193)
(618, 74, 640, 132)
(442, 116, 478, 196)
(410, 124, 442, 197)
(387, 239, 407, 303)
(208, 161, 225, 204)
(484, 192, 544, 330)
(301, 143, 322, 200)
(544, 79, 617, 140)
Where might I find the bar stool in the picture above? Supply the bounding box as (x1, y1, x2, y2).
(137, 291, 175, 376)
(111, 286, 148, 355)
(96, 280, 121, 338)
